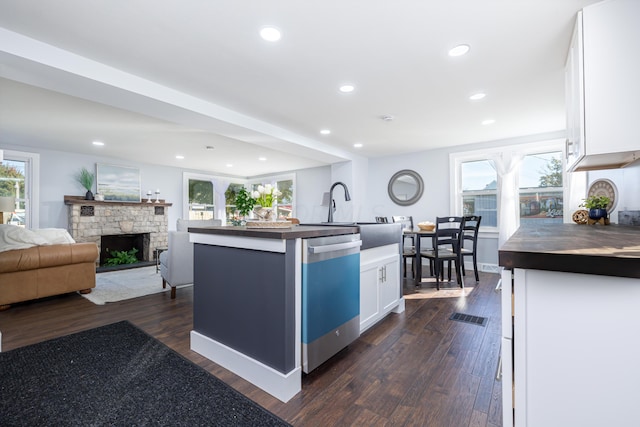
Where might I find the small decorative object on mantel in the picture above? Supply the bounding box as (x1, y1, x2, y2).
(146, 190, 153, 203)
(75, 167, 95, 200)
(94, 193, 105, 201)
(579, 195, 611, 225)
(154, 189, 161, 203)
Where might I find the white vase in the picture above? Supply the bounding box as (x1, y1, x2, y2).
(254, 207, 274, 221)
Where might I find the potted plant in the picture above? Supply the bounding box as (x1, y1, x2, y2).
(76, 167, 95, 200)
(580, 195, 611, 221)
(231, 187, 255, 225)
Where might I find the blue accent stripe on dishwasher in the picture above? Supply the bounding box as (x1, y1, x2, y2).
(302, 252, 360, 344)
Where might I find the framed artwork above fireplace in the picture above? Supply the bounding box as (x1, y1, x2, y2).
(96, 163, 141, 202)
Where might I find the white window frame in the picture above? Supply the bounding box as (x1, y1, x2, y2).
(182, 172, 296, 223)
(1, 149, 40, 228)
(248, 173, 296, 218)
(450, 139, 565, 237)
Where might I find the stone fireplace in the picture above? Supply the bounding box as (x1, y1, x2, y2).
(65, 196, 171, 265)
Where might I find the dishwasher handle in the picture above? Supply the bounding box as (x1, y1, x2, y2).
(308, 240, 362, 254)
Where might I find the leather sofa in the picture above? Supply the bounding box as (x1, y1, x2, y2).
(0, 242, 99, 309)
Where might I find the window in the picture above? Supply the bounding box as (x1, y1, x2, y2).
(460, 160, 497, 227)
(224, 182, 246, 222)
(188, 179, 214, 220)
(275, 178, 293, 219)
(0, 150, 39, 228)
(450, 139, 565, 235)
(249, 174, 296, 220)
(519, 151, 563, 225)
(182, 173, 296, 224)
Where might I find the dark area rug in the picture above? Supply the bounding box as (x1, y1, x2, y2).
(0, 321, 291, 427)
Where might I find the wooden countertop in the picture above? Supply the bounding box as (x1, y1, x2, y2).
(499, 224, 640, 279)
(188, 225, 360, 240)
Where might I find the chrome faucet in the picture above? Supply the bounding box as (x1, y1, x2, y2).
(327, 182, 351, 223)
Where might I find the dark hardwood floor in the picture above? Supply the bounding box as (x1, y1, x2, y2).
(0, 270, 503, 427)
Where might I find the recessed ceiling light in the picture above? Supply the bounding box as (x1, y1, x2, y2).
(320, 129, 331, 135)
(339, 84, 355, 93)
(258, 157, 267, 161)
(260, 26, 281, 42)
(92, 141, 104, 146)
(469, 92, 486, 100)
(381, 115, 395, 122)
(353, 143, 363, 148)
(226, 163, 233, 167)
(448, 44, 470, 57)
(482, 119, 496, 125)
(205, 146, 215, 150)
(176, 155, 185, 160)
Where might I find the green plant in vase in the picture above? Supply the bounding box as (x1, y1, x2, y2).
(580, 195, 610, 222)
(75, 167, 95, 200)
(231, 187, 255, 226)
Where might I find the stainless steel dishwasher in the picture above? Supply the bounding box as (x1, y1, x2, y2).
(301, 233, 362, 373)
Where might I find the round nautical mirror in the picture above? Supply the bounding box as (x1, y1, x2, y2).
(387, 169, 424, 206)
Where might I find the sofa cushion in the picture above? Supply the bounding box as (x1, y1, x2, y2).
(0, 225, 48, 252)
(32, 228, 75, 245)
(0, 225, 76, 253)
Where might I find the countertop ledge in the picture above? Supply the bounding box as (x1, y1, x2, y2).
(188, 225, 360, 240)
(499, 224, 640, 279)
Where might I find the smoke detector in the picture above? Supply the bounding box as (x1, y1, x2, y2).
(381, 115, 395, 122)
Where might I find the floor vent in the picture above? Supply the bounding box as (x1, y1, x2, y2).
(450, 312, 487, 327)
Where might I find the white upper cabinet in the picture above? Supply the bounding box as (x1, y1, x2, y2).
(565, 0, 640, 172)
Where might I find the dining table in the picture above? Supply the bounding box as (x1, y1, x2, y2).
(403, 228, 435, 286)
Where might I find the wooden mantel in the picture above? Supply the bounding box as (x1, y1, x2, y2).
(64, 195, 172, 207)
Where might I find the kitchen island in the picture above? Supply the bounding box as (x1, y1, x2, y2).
(188, 224, 359, 402)
(499, 224, 640, 427)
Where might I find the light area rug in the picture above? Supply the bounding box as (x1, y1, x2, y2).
(81, 266, 192, 305)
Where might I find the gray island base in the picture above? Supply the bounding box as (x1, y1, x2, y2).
(188, 225, 360, 402)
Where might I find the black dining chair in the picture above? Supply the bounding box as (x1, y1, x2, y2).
(460, 215, 482, 282)
(392, 216, 416, 278)
(375, 216, 389, 223)
(419, 216, 464, 290)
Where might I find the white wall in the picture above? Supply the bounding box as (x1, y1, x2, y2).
(587, 162, 640, 222)
(4, 142, 335, 229)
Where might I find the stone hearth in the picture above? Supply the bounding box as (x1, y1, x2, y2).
(65, 196, 171, 264)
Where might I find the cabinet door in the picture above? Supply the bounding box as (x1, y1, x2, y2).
(565, 12, 585, 172)
(359, 262, 380, 332)
(514, 269, 640, 426)
(583, 0, 640, 155)
(379, 258, 400, 313)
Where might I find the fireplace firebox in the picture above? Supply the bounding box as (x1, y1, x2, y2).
(100, 233, 150, 266)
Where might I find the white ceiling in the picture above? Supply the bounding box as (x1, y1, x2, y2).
(0, 0, 601, 177)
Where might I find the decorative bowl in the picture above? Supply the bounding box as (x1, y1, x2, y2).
(417, 222, 435, 231)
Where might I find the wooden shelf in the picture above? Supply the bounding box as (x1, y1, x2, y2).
(64, 195, 172, 207)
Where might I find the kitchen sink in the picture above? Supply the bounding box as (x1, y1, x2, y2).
(301, 222, 402, 250)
